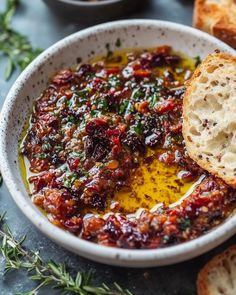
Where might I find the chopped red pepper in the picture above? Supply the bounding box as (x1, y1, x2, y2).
(133, 69, 151, 78)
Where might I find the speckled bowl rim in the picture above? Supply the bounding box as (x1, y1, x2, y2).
(0, 20, 236, 267)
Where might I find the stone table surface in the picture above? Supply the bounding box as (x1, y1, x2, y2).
(0, 0, 235, 294)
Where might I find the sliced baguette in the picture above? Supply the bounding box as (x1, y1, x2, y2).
(182, 52, 236, 187)
(197, 245, 236, 295)
(193, 0, 236, 49)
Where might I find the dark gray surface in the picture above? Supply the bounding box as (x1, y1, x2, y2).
(42, 0, 144, 23)
(0, 1, 236, 294)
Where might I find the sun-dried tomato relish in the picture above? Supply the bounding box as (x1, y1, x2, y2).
(20, 46, 236, 249)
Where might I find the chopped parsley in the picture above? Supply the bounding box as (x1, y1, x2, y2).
(63, 172, 78, 188)
(42, 142, 52, 151)
(119, 99, 129, 114)
(70, 151, 86, 162)
(90, 109, 102, 117)
(180, 218, 191, 231)
(130, 122, 142, 135)
(37, 153, 48, 159)
(108, 75, 121, 88)
(95, 98, 108, 111)
(54, 144, 63, 152)
(148, 93, 160, 109)
(133, 88, 144, 99)
(76, 88, 90, 98)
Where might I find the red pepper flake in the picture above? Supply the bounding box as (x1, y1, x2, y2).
(106, 67, 120, 75)
(155, 99, 175, 114)
(133, 69, 151, 78)
(68, 158, 80, 171)
(156, 45, 171, 55)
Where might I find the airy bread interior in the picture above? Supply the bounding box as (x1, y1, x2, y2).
(183, 52, 236, 187)
(197, 246, 236, 295)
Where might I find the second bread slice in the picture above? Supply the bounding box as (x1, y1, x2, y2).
(197, 245, 236, 295)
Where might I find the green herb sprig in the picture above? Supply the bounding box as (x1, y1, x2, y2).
(0, 213, 132, 295)
(0, 0, 42, 80)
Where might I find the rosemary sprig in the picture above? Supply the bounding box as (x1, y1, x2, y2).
(0, 213, 132, 295)
(0, 0, 42, 80)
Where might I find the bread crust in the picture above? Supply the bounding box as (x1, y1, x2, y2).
(193, 0, 236, 49)
(213, 19, 236, 49)
(182, 52, 236, 187)
(197, 245, 236, 295)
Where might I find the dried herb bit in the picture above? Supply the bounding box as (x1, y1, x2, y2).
(0, 212, 133, 295)
(115, 38, 121, 48)
(194, 56, 201, 67)
(105, 43, 113, 59)
(0, 173, 2, 187)
(0, 0, 43, 80)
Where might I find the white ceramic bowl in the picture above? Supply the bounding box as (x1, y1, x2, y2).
(43, 0, 142, 23)
(0, 20, 235, 267)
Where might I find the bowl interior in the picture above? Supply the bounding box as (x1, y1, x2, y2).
(0, 20, 235, 267)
